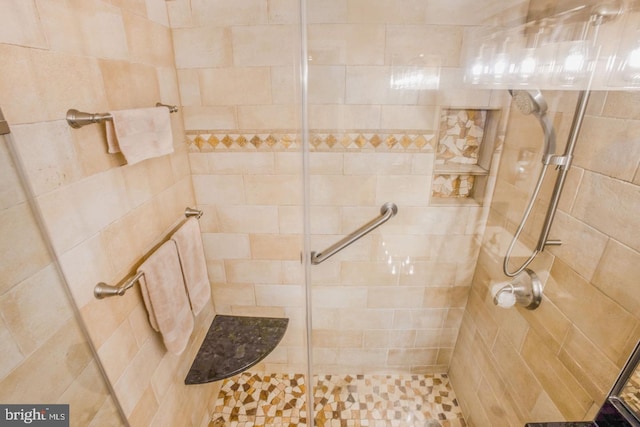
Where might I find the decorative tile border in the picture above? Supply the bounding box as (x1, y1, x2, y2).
(186, 130, 436, 153)
(210, 372, 467, 427)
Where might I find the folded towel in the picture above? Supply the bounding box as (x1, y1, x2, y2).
(171, 218, 211, 315)
(138, 240, 194, 354)
(105, 107, 174, 165)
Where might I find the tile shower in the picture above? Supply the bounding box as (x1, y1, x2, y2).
(0, 1, 639, 427)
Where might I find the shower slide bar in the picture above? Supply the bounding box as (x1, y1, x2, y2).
(310, 202, 398, 265)
(94, 207, 203, 299)
(65, 102, 178, 129)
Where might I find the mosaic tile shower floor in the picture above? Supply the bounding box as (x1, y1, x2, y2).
(210, 372, 467, 427)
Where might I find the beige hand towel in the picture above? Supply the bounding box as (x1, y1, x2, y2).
(138, 240, 194, 355)
(171, 218, 211, 315)
(105, 107, 174, 165)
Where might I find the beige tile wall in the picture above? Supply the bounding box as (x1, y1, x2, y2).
(0, 0, 541, 424)
(449, 90, 640, 426)
(0, 1, 219, 426)
(169, 0, 511, 134)
(189, 148, 492, 373)
(0, 135, 123, 426)
(190, 151, 307, 373)
(307, 150, 487, 374)
(169, 0, 517, 374)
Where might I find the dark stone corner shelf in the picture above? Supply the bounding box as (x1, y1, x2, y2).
(185, 315, 289, 385)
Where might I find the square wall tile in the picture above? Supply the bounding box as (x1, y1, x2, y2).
(232, 25, 297, 66)
(0, 264, 73, 356)
(173, 27, 232, 69)
(191, 0, 268, 26)
(0, 0, 47, 48)
(0, 203, 51, 293)
(37, 0, 128, 60)
(11, 121, 83, 196)
(307, 24, 385, 65)
(200, 67, 272, 106)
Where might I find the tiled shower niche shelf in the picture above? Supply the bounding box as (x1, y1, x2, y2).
(431, 107, 501, 206)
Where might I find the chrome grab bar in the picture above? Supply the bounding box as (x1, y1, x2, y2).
(311, 202, 398, 265)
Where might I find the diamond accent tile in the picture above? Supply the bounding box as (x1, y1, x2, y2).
(194, 135, 205, 149)
(355, 134, 367, 148)
(236, 135, 248, 147)
(386, 136, 398, 149)
(266, 135, 277, 147)
(369, 134, 382, 148)
(208, 135, 219, 148)
(187, 130, 436, 152)
(400, 135, 413, 149)
(282, 135, 293, 149)
(250, 135, 262, 149)
(311, 135, 322, 148)
(340, 135, 352, 148)
(222, 135, 234, 148)
(414, 135, 429, 149)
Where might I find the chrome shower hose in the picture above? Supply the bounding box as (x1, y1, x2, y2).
(502, 163, 550, 277)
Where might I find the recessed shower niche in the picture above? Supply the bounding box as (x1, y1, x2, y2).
(432, 107, 502, 205)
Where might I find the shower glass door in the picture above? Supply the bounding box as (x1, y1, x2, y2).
(302, 1, 493, 425)
(0, 133, 126, 424)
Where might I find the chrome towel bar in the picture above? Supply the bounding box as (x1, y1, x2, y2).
(311, 202, 398, 265)
(66, 102, 178, 129)
(185, 207, 203, 219)
(95, 271, 143, 299)
(94, 207, 203, 299)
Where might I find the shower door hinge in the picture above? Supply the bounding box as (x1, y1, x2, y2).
(0, 107, 10, 135)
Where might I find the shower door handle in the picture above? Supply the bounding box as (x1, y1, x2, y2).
(310, 202, 398, 265)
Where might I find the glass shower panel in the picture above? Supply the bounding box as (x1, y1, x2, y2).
(0, 133, 126, 425)
(302, 1, 492, 425)
(170, 0, 312, 425)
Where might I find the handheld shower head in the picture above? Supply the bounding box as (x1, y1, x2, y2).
(509, 89, 548, 116)
(509, 89, 556, 164)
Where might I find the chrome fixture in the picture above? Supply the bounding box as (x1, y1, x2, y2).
(502, 7, 616, 276)
(66, 102, 178, 129)
(94, 207, 203, 299)
(503, 89, 558, 277)
(535, 90, 590, 254)
(503, 90, 591, 278)
(95, 271, 143, 299)
(492, 269, 542, 310)
(185, 207, 203, 219)
(311, 202, 398, 265)
(509, 89, 558, 165)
